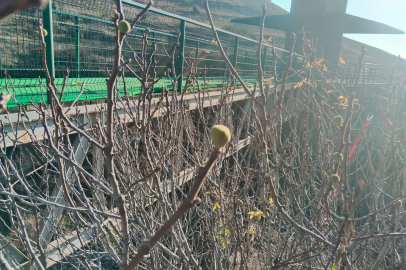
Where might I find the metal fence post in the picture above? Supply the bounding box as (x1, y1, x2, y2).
(43, 0, 55, 103)
(75, 16, 80, 78)
(232, 36, 239, 69)
(372, 66, 377, 85)
(243, 50, 248, 76)
(177, 20, 185, 93)
(389, 66, 395, 85)
(151, 31, 156, 67)
(229, 36, 239, 86)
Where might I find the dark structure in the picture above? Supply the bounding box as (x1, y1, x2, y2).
(231, 0, 404, 68)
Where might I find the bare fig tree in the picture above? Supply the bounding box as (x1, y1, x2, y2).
(0, 0, 405, 270)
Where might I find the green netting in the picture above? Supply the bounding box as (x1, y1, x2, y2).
(0, 76, 256, 108)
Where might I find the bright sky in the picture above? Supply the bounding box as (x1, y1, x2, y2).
(271, 0, 406, 58)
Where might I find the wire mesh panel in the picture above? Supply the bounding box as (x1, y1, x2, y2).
(52, 0, 118, 102)
(237, 38, 259, 84)
(0, 0, 319, 109)
(3, 0, 392, 109)
(364, 64, 395, 85)
(184, 24, 234, 89)
(123, 2, 181, 91)
(0, 8, 46, 106)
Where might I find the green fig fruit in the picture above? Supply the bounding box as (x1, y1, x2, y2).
(394, 198, 402, 208)
(118, 20, 131, 34)
(332, 115, 343, 127)
(333, 152, 343, 163)
(330, 174, 340, 184)
(145, 28, 150, 34)
(42, 29, 48, 37)
(210, 125, 231, 149)
(236, 199, 243, 206)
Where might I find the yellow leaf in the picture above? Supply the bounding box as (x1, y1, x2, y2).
(248, 211, 256, 219)
(269, 197, 274, 204)
(221, 238, 230, 249)
(339, 96, 349, 107)
(213, 203, 220, 211)
(247, 229, 255, 241)
(294, 78, 307, 89)
(249, 210, 266, 220)
(338, 57, 345, 65)
(314, 58, 324, 66)
(205, 191, 211, 195)
(323, 65, 328, 72)
(294, 81, 302, 89)
(255, 210, 265, 220)
(297, 57, 303, 63)
(327, 90, 334, 94)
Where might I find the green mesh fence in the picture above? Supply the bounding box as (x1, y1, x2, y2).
(0, 0, 393, 109)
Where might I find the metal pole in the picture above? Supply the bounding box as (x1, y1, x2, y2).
(75, 16, 80, 78)
(389, 66, 395, 85)
(177, 20, 185, 93)
(39, 135, 90, 249)
(372, 66, 377, 85)
(232, 36, 239, 69)
(42, 0, 55, 103)
(243, 50, 248, 76)
(151, 31, 156, 68)
(0, 252, 14, 270)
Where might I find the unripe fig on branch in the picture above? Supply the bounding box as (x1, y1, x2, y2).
(394, 198, 402, 208)
(210, 125, 231, 149)
(333, 152, 343, 163)
(330, 174, 340, 184)
(118, 20, 131, 34)
(332, 115, 343, 127)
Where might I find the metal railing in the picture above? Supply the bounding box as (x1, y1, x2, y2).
(337, 62, 400, 85)
(0, 0, 303, 108)
(0, 0, 396, 108)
